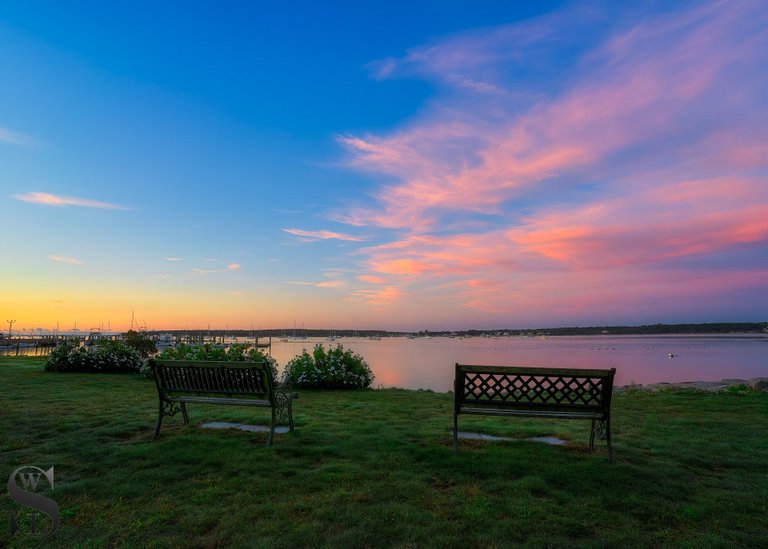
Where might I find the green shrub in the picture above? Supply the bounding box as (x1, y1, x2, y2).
(143, 343, 278, 379)
(122, 330, 157, 357)
(725, 383, 753, 394)
(45, 340, 143, 374)
(285, 344, 374, 389)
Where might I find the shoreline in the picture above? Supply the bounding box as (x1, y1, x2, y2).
(618, 377, 768, 393)
(2, 355, 766, 394)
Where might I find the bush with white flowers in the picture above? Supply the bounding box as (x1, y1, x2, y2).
(45, 340, 143, 374)
(285, 344, 374, 389)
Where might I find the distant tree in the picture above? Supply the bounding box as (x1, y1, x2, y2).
(122, 330, 157, 357)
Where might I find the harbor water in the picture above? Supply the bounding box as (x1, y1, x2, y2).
(270, 334, 768, 392)
(5, 334, 766, 392)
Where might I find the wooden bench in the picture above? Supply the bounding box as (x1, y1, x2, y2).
(151, 359, 295, 445)
(453, 364, 615, 460)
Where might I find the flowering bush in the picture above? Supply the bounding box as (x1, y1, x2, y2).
(285, 344, 374, 389)
(143, 343, 278, 379)
(45, 340, 143, 374)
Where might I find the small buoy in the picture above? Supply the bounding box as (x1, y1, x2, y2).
(668, 353, 676, 358)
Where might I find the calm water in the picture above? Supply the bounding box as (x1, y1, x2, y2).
(6, 334, 766, 392)
(271, 335, 768, 392)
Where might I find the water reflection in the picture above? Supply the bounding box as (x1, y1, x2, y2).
(270, 335, 768, 392)
(5, 334, 765, 392)
(0, 345, 53, 357)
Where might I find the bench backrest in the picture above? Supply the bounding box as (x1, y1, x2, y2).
(153, 360, 276, 403)
(455, 364, 615, 414)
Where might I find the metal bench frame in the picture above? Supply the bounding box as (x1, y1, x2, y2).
(453, 364, 615, 460)
(151, 359, 295, 445)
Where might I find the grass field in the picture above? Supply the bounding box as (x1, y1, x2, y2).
(2, 356, 767, 547)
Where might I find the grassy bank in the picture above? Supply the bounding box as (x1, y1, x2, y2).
(1, 356, 767, 547)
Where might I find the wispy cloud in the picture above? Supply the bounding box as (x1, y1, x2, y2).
(346, 286, 403, 307)
(283, 228, 365, 242)
(162, 257, 184, 262)
(14, 192, 130, 210)
(48, 255, 82, 265)
(286, 280, 345, 288)
(191, 263, 241, 275)
(0, 128, 38, 147)
(340, 1, 768, 319)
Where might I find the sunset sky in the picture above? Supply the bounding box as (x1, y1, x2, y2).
(2, 1, 766, 332)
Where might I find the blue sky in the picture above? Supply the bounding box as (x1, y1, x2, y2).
(2, 1, 767, 332)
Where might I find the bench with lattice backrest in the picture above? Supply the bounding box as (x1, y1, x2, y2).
(151, 359, 295, 445)
(453, 364, 615, 460)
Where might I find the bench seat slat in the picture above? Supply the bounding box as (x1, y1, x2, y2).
(460, 401, 603, 413)
(170, 396, 271, 407)
(460, 408, 604, 420)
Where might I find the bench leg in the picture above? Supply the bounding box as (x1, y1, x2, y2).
(154, 400, 164, 438)
(274, 393, 294, 434)
(453, 413, 459, 453)
(154, 400, 187, 438)
(267, 408, 276, 446)
(590, 419, 613, 462)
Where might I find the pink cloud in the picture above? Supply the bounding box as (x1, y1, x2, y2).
(14, 192, 129, 210)
(509, 177, 768, 269)
(317, 280, 344, 288)
(192, 263, 242, 275)
(338, 1, 768, 321)
(282, 228, 365, 242)
(48, 255, 82, 265)
(358, 275, 387, 285)
(347, 286, 403, 307)
(286, 280, 345, 289)
(342, 1, 767, 225)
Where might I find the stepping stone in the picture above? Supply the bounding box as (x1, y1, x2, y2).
(201, 422, 290, 434)
(456, 431, 567, 446)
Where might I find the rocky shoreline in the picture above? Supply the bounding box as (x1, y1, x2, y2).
(618, 377, 768, 393)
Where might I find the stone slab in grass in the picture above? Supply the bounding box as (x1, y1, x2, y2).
(457, 431, 567, 445)
(201, 422, 290, 434)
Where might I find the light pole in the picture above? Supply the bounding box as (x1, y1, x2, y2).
(7, 319, 16, 338)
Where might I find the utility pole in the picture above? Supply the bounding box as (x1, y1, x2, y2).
(7, 319, 16, 338)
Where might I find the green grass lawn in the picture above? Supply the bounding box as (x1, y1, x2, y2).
(2, 356, 767, 547)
